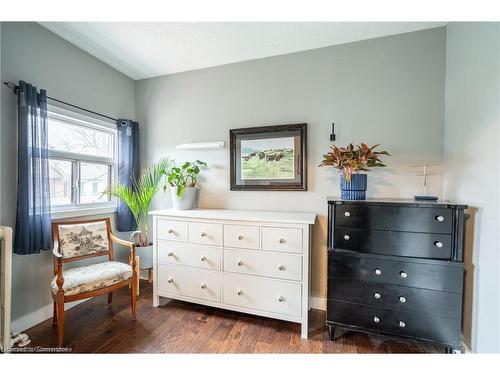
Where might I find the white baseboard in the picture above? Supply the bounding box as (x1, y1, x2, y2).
(309, 296, 326, 311)
(11, 299, 86, 334)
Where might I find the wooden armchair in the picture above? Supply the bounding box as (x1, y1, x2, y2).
(51, 218, 137, 346)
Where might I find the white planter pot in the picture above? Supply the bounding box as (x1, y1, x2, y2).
(135, 244, 153, 270)
(170, 186, 199, 210)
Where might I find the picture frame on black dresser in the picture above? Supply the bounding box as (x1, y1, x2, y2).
(229, 123, 307, 191)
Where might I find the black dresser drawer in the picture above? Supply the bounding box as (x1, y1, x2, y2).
(329, 251, 463, 293)
(327, 300, 461, 346)
(334, 227, 452, 259)
(328, 278, 462, 318)
(335, 204, 453, 234)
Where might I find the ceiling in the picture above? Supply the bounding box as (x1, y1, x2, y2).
(40, 22, 446, 80)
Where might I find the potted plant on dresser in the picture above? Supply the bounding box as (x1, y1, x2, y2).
(164, 160, 207, 210)
(319, 143, 390, 200)
(104, 158, 173, 276)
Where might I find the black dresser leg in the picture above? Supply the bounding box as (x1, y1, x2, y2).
(327, 325, 336, 341)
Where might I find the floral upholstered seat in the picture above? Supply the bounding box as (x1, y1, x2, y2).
(51, 261, 132, 296)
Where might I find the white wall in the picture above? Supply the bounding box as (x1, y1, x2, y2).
(0, 22, 136, 329)
(443, 22, 500, 353)
(136, 27, 447, 300)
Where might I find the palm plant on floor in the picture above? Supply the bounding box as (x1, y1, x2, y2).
(104, 157, 173, 246)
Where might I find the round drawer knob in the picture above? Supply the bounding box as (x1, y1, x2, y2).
(200, 283, 207, 289)
(374, 268, 382, 276)
(167, 277, 174, 283)
(434, 241, 443, 248)
(168, 228, 174, 234)
(399, 321, 406, 328)
(436, 215, 445, 222)
(400, 271, 408, 279)
(399, 296, 407, 303)
(344, 234, 350, 241)
(237, 289, 243, 296)
(374, 292, 381, 299)
(237, 260, 243, 266)
(238, 235, 244, 240)
(344, 211, 351, 217)
(278, 265, 286, 271)
(373, 316, 380, 323)
(200, 232, 207, 237)
(200, 256, 207, 262)
(279, 238, 286, 244)
(278, 296, 285, 302)
(168, 252, 174, 257)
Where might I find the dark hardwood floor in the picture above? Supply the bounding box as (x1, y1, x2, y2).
(23, 281, 442, 353)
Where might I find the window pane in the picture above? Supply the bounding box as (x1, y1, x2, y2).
(48, 118, 113, 158)
(80, 163, 110, 204)
(49, 159, 72, 206)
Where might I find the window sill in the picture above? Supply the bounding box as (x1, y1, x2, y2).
(51, 205, 117, 220)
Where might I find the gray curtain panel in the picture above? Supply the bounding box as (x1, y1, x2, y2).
(116, 119, 140, 231)
(14, 81, 52, 255)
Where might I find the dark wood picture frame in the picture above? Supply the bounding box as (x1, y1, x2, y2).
(230, 123, 307, 191)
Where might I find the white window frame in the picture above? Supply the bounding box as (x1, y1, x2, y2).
(47, 105, 118, 219)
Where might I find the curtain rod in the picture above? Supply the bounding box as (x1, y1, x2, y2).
(3, 81, 118, 122)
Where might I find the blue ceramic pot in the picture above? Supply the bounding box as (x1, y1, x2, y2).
(340, 174, 367, 200)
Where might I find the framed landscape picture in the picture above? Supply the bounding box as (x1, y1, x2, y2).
(230, 123, 307, 191)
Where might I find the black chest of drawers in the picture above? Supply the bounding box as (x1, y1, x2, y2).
(326, 198, 467, 352)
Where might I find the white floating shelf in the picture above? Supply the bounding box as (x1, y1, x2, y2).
(176, 141, 225, 150)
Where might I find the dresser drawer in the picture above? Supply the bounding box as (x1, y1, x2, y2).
(327, 300, 461, 346)
(223, 274, 301, 317)
(262, 227, 303, 253)
(334, 227, 452, 259)
(328, 278, 462, 318)
(224, 249, 302, 281)
(329, 251, 463, 293)
(335, 204, 453, 234)
(157, 219, 188, 242)
(223, 224, 259, 250)
(188, 222, 222, 247)
(157, 264, 221, 302)
(157, 242, 220, 271)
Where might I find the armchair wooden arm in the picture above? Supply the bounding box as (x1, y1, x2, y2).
(52, 240, 65, 294)
(109, 233, 136, 252)
(52, 240, 63, 258)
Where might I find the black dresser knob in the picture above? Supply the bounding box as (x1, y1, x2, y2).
(436, 215, 445, 222)
(374, 268, 382, 275)
(400, 271, 408, 279)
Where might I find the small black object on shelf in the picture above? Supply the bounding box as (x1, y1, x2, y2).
(414, 195, 439, 201)
(330, 123, 336, 141)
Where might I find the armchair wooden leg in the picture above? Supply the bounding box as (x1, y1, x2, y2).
(130, 279, 137, 320)
(108, 292, 113, 305)
(52, 302, 57, 325)
(56, 294, 65, 347)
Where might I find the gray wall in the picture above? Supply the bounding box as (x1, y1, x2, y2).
(136, 27, 447, 301)
(0, 22, 136, 326)
(443, 22, 500, 353)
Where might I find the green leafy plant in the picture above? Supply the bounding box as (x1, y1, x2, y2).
(319, 143, 390, 183)
(164, 160, 207, 198)
(104, 157, 174, 247)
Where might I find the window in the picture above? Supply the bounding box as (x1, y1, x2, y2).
(47, 106, 117, 215)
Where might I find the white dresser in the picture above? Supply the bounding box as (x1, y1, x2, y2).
(150, 209, 316, 338)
